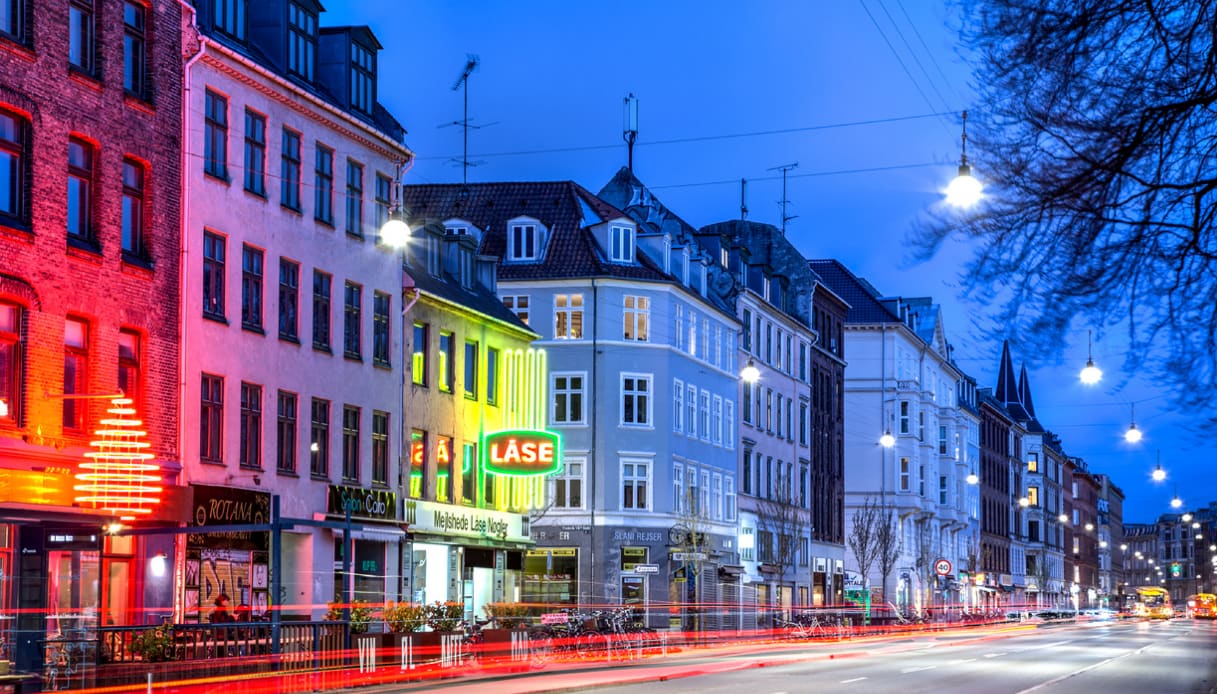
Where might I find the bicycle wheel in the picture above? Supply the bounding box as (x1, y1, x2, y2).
(579, 631, 610, 660)
(527, 630, 552, 670)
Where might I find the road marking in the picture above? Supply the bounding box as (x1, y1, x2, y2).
(983, 652, 1006, 658)
(1015, 643, 1153, 693)
(840, 677, 867, 684)
(949, 658, 977, 664)
(901, 665, 937, 673)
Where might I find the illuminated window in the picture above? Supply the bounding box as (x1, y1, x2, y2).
(554, 294, 583, 339)
(502, 295, 529, 324)
(409, 430, 425, 499)
(0, 302, 22, 423)
(463, 341, 478, 399)
(342, 405, 359, 482)
(899, 457, 910, 491)
(241, 245, 264, 330)
(244, 109, 266, 196)
(62, 318, 88, 430)
(621, 373, 651, 426)
(1028, 453, 1039, 473)
(1028, 486, 1039, 506)
(609, 224, 634, 262)
(345, 159, 363, 237)
(310, 398, 329, 477)
(117, 329, 140, 412)
(67, 138, 94, 243)
(373, 292, 390, 367)
(411, 322, 428, 386)
(239, 382, 262, 469)
(200, 374, 224, 463)
(343, 281, 361, 358)
(621, 459, 649, 510)
(486, 347, 498, 405)
(740, 527, 754, 561)
(0, 109, 29, 225)
(312, 270, 331, 350)
(69, 0, 95, 73)
(314, 144, 333, 224)
(623, 295, 648, 341)
(280, 128, 301, 211)
(276, 390, 297, 474)
(123, 1, 146, 98)
(371, 410, 388, 485)
(551, 372, 584, 425)
(202, 231, 225, 319)
(203, 90, 227, 178)
(438, 331, 453, 393)
(554, 458, 584, 509)
(436, 435, 453, 502)
(461, 442, 476, 505)
(278, 258, 299, 341)
(672, 379, 684, 433)
(121, 159, 146, 257)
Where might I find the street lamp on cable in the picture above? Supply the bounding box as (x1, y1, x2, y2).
(1079, 330, 1102, 385)
(946, 110, 982, 208)
(1124, 403, 1142, 443)
(1152, 450, 1166, 482)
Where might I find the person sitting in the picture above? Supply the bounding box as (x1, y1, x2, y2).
(210, 594, 236, 623)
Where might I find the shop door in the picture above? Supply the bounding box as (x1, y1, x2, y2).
(46, 550, 100, 638)
(100, 558, 134, 627)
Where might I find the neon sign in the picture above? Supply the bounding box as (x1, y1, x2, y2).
(74, 397, 162, 520)
(481, 429, 561, 476)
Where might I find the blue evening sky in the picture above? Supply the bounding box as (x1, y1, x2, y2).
(323, 0, 1211, 522)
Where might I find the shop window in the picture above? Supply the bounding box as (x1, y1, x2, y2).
(524, 548, 576, 605)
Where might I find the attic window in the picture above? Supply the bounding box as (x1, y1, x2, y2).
(446, 225, 469, 236)
(609, 224, 634, 263)
(350, 42, 374, 115)
(287, 2, 316, 81)
(509, 223, 538, 261)
(425, 233, 441, 277)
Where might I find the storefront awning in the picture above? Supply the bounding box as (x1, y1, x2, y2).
(330, 525, 407, 542)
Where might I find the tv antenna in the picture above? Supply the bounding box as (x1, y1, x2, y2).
(767, 162, 799, 234)
(740, 178, 748, 220)
(451, 55, 480, 185)
(623, 93, 639, 173)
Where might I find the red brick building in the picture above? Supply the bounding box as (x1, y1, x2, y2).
(0, 0, 182, 677)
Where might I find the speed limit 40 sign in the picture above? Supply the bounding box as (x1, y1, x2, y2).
(934, 558, 952, 576)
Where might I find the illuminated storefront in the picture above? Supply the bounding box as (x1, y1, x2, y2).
(182, 484, 272, 621)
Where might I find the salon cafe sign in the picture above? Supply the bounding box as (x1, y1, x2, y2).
(327, 484, 397, 522)
(405, 498, 530, 544)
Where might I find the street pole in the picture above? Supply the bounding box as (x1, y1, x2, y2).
(343, 503, 353, 652)
(271, 495, 282, 655)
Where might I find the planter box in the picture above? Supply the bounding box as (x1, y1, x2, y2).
(387, 631, 464, 670)
(481, 628, 530, 665)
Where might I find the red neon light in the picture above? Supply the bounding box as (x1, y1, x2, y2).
(74, 397, 162, 520)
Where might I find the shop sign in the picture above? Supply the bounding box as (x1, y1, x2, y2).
(405, 497, 528, 543)
(328, 485, 397, 522)
(480, 429, 562, 476)
(633, 564, 659, 574)
(0, 467, 77, 507)
(188, 484, 271, 550)
(844, 570, 865, 590)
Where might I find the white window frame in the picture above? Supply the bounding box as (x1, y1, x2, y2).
(725, 401, 735, 450)
(621, 372, 653, 427)
(686, 465, 699, 516)
(674, 304, 684, 351)
(899, 400, 911, 434)
(554, 293, 584, 340)
(621, 457, 651, 510)
(551, 371, 586, 425)
(673, 461, 685, 514)
(623, 294, 649, 341)
(552, 456, 585, 509)
(609, 223, 635, 262)
(900, 457, 911, 491)
(508, 220, 539, 261)
(712, 394, 723, 446)
(699, 389, 711, 441)
(712, 472, 723, 521)
(725, 476, 736, 521)
(502, 294, 529, 324)
(686, 384, 698, 439)
(700, 469, 711, 517)
(673, 378, 684, 434)
(687, 309, 697, 356)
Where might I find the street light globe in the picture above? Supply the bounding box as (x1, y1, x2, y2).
(1193, 522, 1201, 529)
(1059, 513, 1069, 524)
(879, 431, 895, 448)
(1100, 540, 1108, 548)
(1210, 544, 1216, 552)
(1171, 496, 1184, 509)
(1152, 465, 1167, 482)
(1120, 544, 1128, 551)
(946, 165, 983, 208)
(1085, 522, 1094, 532)
(1079, 359, 1102, 385)
(379, 218, 411, 248)
(1018, 497, 1030, 508)
(1182, 513, 1194, 522)
(740, 359, 761, 384)
(966, 471, 979, 485)
(1124, 424, 1142, 443)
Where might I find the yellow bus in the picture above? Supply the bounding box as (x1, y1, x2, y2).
(1185, 593, 1216, 619)
(1134, 586, 1173, 619)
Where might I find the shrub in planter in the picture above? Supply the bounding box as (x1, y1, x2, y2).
(130, 627, 176, 662)
(325, 599, 376, 634)
(383, 602, 427, 633)
(424, 601, 464, 632)
(484, 602, 530, 629)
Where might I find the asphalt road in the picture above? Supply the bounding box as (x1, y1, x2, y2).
(365, 619, 1217, 694)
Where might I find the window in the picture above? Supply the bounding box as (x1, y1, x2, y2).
(203, 232, 227, 318)
(623, 295, 648, 341)
(343, 281, 361, 358)
(372, 410, 389, 485)
(725, 476, 736, 521)
(0, 110, 29, 224)
(239, 382, 262, 469)
(120, 159, 145, 257)
(742, 381, 753, 424)
(312, 270, 331, 349)
(287, 1, 316, 80)
(712, 395, 723, 445)
(939, 475, 948, 505)
(243, 110, 266, 195)
(502, 295, 529, 324)
(62, 318, 88, 430)
(241, 245, 264, 330)
(372, 291, 390, 366)
(276, 391, 297, 474)
(509, 223, 538, 260)
(552, 373, 584, 424)
(280, 129, 301, 210)
(0, 300, 20, 421)
(554, 294, 583, 339)
(67, 138, 93, 243)
(699, 390, 711, 441)
(899, 457, 910, 491)
(621, 374, 651, 426)
(463, 341, 478, 399)
(609, 224, 634, 262)
(424, 232, 441, 276)
(740, 527, 754, 561)
(1028, 453, 1039, 473)
(314, 144, 333, 224)
(117, 329, 140, 411)
(622, 459, 649, 510)
(351, 42, 374, 114)
(800, 464, 809, 507)
(411, 322, 428, 386)
(758, 530, 774, 563)
(554, 458, 583, 509)
(278, 259, 299, 340)
(686, 383, 697, 438)
(123, 1, 146, 98)
(898, 400, 910, 434)
(345, 159, 363, 237)
(374, 173, 392, 234)
(69, 0, 95, 73)
(486, 347, 498, 405)
(461, 442, 477, 505)
(712, 473, 723, 520)
(1028, 486, 1039, 506)
(742, 451, 753, 495)
(673, 379, 684, 433)
(939, 425, 948, 455)
(673, 462, 685, 514)
(0, 0, 25, 42)
(200, 374, 224, 463)
(725, 401, 735, 449)
(203, 90, 228, 178)
(741, 308, 753, 352)
(214, 0, 245, 38)
(675, 304, 684, 351)
(438, 331, 454, 393)
(687, 466, 699, 515)
(342, 405, 360, 481)
(308, 398, 329, 477)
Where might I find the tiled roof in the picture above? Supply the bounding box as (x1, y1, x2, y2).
(401, 182, 673, 283)
(402, 237, 534, 336)
(807, 259, 902, 324)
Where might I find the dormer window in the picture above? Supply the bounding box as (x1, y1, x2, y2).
(350, 42, 374, 115)
(214, 0, 246, 40)
(680, 250, 690, 285)
(459, 247, 474, 289)
(287, 2, 316, 81)
(446, 226, 467, 236)
(609, 224, 634, 263)
(424, 232, 441, 277)
(508, 221, 540, 261)
(720, 247, 729, 269)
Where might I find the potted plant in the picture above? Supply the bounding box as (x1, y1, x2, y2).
(484, 602, 530, 629)
(424, 601, 464, 632)
(129, 627, 176, 662)
(481, 602, 532, 666)
(325, 599, 376, 634)
(383, 602, 428, 670)
(384, 602, 427, 634)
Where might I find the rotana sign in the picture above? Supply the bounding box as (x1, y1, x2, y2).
(481, 429, 562, 477)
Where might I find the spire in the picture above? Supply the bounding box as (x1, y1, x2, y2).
(995, 340, 1019, 406)
(1018, 364, 1037, 419)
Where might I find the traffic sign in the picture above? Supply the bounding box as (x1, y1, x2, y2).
(633, 563, 659, 574)
(672, 552, 707, 562)
(934, 558, 952, 576)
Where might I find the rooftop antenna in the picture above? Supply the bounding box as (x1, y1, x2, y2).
(623, 93, 639, 173)
(767, 162, 799, 234)
(740, 178, 748, 220)
(452, 55, 480, 185)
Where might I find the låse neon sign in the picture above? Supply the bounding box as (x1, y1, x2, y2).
(480, 429, 562, 476)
